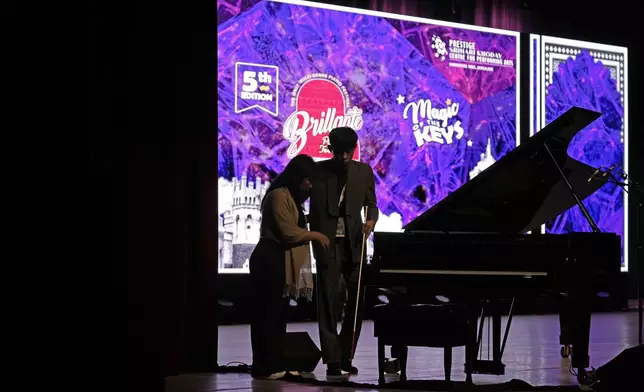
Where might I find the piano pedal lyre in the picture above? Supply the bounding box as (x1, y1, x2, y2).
(560, 345, 573, 358)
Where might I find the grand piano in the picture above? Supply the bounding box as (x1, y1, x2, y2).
(370, 107, 622, 379)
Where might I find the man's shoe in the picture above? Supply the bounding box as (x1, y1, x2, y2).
(251, 371, 286, 380)
(341, 361, 359, 375)
(326, 363, 347, 377)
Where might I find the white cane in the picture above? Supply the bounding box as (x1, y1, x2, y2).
(350, 206, 368, 362)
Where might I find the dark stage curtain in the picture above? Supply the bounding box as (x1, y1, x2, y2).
(92, 2, 218, 390)
(473, 0, 533, 32)
(333, 0, 533, 31)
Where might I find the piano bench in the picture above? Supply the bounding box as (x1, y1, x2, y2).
(372, 303, 475, 385)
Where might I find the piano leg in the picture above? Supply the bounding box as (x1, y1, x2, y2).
(571, 307, 591, 368)
(569, 288, 595, 384)
(559, 294, 573, 358)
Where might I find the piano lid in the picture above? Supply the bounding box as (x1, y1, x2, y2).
(404, 107, 605, 234)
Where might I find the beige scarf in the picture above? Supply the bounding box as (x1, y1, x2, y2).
(260, 188, 314, 301)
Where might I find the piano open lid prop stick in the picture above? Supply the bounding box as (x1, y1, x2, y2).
(371, 106, 622, 378)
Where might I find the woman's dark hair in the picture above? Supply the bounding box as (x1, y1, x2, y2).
(265, 154, 317, 196)
(263, 155, 317, 227)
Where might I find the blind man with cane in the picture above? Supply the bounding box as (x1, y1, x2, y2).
(309, 126, 378, 377)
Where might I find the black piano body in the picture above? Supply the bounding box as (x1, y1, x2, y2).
(370, 107, 622, 377)
(374, 230, 620, 297)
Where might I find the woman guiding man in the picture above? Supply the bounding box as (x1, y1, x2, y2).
(249, 154, 330, 380)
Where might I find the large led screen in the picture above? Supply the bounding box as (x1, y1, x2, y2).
(529, 35, 628, 271)
(218, 0, 520, 272)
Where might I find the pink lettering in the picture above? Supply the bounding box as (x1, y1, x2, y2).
(283, 107, 364, 158)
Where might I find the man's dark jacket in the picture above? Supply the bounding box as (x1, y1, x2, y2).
(309, 159, 378, 265)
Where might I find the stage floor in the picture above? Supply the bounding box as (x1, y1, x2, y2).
(166, 311, 640, 392)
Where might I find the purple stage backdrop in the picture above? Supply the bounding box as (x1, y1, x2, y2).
(531, 35, 628, 271)
(217, 0, 520, 272)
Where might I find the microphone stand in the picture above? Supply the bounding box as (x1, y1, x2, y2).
(597, 168, 643, 345)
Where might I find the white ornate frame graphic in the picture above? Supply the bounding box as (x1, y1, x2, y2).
(531, 35, 628, 272)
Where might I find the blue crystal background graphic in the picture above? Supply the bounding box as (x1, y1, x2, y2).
(544, 50, 625, 266)
(217, 0, 518, 226)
